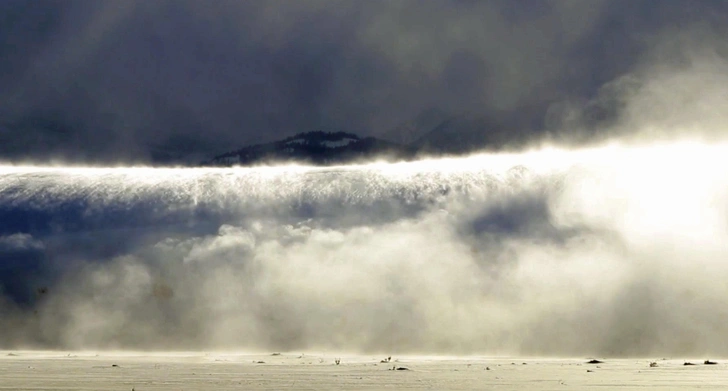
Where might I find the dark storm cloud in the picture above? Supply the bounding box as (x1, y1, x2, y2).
(1, 0, 728, 163)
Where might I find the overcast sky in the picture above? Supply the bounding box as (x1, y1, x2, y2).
(1, 0, 727, 164)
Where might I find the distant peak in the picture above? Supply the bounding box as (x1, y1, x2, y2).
(202, 130, 413, 166)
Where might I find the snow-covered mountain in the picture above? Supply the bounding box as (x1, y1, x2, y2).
(202, 109, 545, 167)
(201, 131, 417, 166)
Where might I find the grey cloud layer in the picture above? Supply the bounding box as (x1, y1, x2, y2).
(2, 0, 728, 163)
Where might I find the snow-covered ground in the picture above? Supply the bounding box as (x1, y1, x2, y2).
(2, 351, 727, 390)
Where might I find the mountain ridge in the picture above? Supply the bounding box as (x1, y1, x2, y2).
(201, 110, 542, 166)
(201, 130, 419, 166)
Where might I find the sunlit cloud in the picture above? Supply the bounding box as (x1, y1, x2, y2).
(1, 140, 728, 356)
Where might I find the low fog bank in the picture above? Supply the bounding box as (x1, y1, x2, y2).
(1, 143, 728, 356)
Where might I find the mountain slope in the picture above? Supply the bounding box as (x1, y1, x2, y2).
(412, 112, 539, 154)
(202, 131, 417, 166)
(374, 107, 453, 145)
